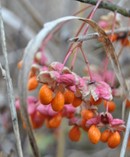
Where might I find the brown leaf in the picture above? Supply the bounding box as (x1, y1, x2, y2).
(81, 19, 128, 97)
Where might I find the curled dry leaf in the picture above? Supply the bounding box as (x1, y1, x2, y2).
(82, 19, 128, 97)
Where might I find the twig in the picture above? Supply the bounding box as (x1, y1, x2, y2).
(69, 32, 99, 42)
(120, 112, 130, 157)
(0, 49, 24, 65)
(69, 27, 130, 42)
(0, 4, 23, 157)
(18, 0, 43, 28)
(56, 122, 65, 157)
(75, 0, 130, 18)
(0, 63, 6, 79)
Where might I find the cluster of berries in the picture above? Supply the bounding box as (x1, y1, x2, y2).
(17, 48, 125, 149)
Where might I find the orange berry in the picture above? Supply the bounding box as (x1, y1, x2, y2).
(51, 91, 64, 111)
(121, 38, 129, 46)
(104, 100, 116, 112)
(30, 112, 45, 129)
(39, 85, 53, 105)
(69, 126, 81, 142)
(81, 109, 94, 120)
(100, 129, 111, 143)
(107, 131, 121, 148)
(17, 60, 23, 69)
(126, 99, 130, 108)
(81, 119, 89, 132)
(27, 76, 38, 91)
(90, 96, 102, 105)
(47, 114, 62, 128)
(72, 96, 82, 107)
(109, 34, 117, 42)
(64, 90, 74, 104)
(88, 125, 101, 144)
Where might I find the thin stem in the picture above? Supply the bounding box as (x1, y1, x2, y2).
(56, 122, 65, 157)
(75, 0, 130, 18)
(74, 5, 92, 16)
(102, 57, 109, 81)
(117, 45, 124, 59)
(69, 32, 99, 42)
(63, 6, 95, 65)
(112, 11, 117, 35)
(120, 112, 130, 157)
(0, 5, 23, 157)
(69, 27, 130, 42)
(79, 47, 93, 80)
(83, 0, 103, 35)
(63, 43, 80, 65)
(63, 0, 102, 66)
(70, 47, 79, 70)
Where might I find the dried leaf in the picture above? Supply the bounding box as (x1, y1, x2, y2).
(81, 19, 128, 97)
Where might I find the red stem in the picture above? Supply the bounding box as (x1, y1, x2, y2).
(70, 47, 79, 70)
(79, 47, 93, 80)
(63, 0, 103, 67)
(63, 43, 81, 65)
(83, 0, 103, 35)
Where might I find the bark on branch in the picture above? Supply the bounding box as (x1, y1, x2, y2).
(75, 0, 130, 17)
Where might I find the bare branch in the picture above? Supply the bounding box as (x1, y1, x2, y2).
(75, 0, 130, 18)
(0, 4, 23, 157)
(69, 27, 130, 42)
(120, 112, 130, 157)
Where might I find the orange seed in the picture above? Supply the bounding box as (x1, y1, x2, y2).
(100, 129, 111, 143)
(47, 114, 62, 128)
(107, 131, 121, 148)
(121, 38, 129, 46)
(126, 99, 130, 108)
(109, 34, 117, 42)
(27, 76, 38, 91)
(64, 89, 74, 104)
(51, 91, 64, 111)
(88, 125, 101, 144)
(39, 85, 53, 105)
(81, 109, 94, 120)
(72, 96, 82, 107)
(30, 112, 45, 129)
(69, 126, 81, 142)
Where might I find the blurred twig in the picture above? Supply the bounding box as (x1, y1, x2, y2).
(69, 27, 130, 42)
(56, 122, 65, 157)
(18, 0, 43, 28)
(75, 0, 130, 17)
(0, 4, 23, 157)
(120, 112, 130, 157)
